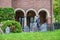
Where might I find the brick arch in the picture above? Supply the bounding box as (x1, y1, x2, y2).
(15, 8, 26, 29)
(15, 8, 25, 21)
(15, 8, 25, 16)
(38, 8, 51, 18)
(26, 9, 37, 27)
(38, 8, 51, 24)
(26, 9, 37, 16)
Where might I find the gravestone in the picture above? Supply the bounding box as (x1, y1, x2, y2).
(5, 27, 10, 34)
(30, 23, 34, 31)
(47, 24, 54, 31)
(40, 23, 48, 32)
(24, 25, 29, 32)
(32, 22, 38, 32)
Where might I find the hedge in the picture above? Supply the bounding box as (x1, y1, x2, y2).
(0, 8, 15, 22)
(1, 20, 22, 33)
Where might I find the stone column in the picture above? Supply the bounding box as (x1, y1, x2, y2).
(24, 16, 29, 32)
(24, 16, 27, 26)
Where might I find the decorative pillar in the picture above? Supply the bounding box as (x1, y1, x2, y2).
(23, 16, 29, 32)
(24, 16, 27, 26)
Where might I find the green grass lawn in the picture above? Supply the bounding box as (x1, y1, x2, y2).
(0, 30, 60, 40)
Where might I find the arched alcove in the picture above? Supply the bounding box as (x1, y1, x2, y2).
(15, 9, 25, 29)
(39, 10, 47, 24)
(27, 10, 36, 27)
(38, 9, 51, 25)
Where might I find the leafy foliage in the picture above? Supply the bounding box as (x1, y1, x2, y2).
(0, 8, 15, 22)
(1, 20, 22, 33)
(53, 0, 60, 22)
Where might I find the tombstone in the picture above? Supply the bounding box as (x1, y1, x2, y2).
(40, 23, 48, 32)
(30, 23, 33, 31)
(23, 25, 29, 32)
(47, 23, 54, 31)
(50, 24, 54, 31)
(32, 22, 38, 32)
(5, 27, 10, 34)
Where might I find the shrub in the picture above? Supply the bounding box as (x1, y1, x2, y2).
(1, 20, 22, 33)
(53, 0, 60, 22)
(0, 8, 15, 22)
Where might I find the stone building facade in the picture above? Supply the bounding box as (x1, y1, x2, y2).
(0, 0, 53, 31)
